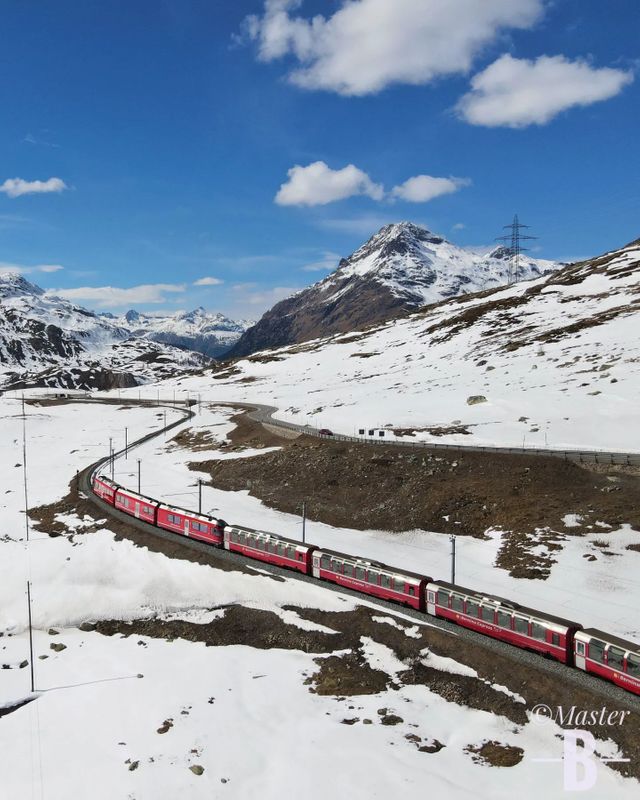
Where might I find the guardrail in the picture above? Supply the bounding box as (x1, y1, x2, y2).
(247, 406, 640, 467)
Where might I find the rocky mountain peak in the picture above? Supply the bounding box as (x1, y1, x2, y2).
(0, 272, 45, 299)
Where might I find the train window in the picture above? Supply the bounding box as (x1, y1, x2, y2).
(627, 654, 640, 677)
(531, 623, 547, 641)
(608, 646, 625, 671)
(451, 595, 464, 612)
(408, 587, 415, 596)
(342, 564, 353, 577)
(465, 600, 479, 617)
(380, 575, 391, 589)
(330, 559, 342, 573)
(551, 633, 561, 646)
(320, 554, 330, 569)
(588, 639, 606, 662)
(286, 546, 295, 559)
(393, 578, 405, 592)
(355, 567, 365, 581)
(481, 606, 495, 623)
(514, 617, 529, 634)
(437, 590, 449, 607)
(497, 610, 512, 628)
(277, 543, 286, 556)
(575, 641, 585, 656)
(231, 531, 238, 543)
(367, 571, 379, 585)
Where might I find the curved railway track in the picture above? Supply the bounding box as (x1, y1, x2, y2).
(73, 395, 640, 712)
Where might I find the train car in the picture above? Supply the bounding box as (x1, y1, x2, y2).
(114, 487, 159, 525)
(426, 580, 581, 664)
(574, 629, 640, 695)
(92, 474, 119, 505)
(224, 526, 315, 574)
(311, 548, 429, 610)
(157, 503, 226, 546)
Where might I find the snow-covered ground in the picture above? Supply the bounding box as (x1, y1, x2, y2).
(1, 398, 638, 798)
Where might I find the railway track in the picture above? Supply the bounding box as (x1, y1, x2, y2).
(73, 396, 640, 712)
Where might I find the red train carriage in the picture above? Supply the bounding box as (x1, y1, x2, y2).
(93, 475, 118, 505)
(157, 503, 226, 546)
(114, 487, 159, 525)
(312, 548, 429, 610)
(224, 526, 315, 574)
(426, 580, 581, 664)
(574, 629, 640, 696)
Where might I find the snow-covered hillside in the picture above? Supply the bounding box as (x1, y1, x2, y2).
(170, 235, 639, 452)
(1, 399, 637, 799)
(104, 307, 253, 358)
(228, 222, 558, 357)
(0, 273, 210, 390)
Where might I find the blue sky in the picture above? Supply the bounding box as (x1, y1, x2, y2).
(0, 0, 638, 318)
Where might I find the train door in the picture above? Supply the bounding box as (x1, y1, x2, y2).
(426, 589, 436, 616)
(575, 640, 586, 670)
(184, 519, 190, 537)
(312, 555, 320, 578)
(134, 501, 140, 519)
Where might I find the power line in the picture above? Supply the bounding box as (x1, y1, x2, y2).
(496, 214, 537, 284)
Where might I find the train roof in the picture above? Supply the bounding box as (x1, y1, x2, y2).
(314, 546, 430, 583)
(115, 485, 160, 507)
(157, 501, 224, 524)
(225, 523, 315, 551)
(94, 474, 119, 487)
(429, 579, 581, 630)
(577, 628, 640, 655)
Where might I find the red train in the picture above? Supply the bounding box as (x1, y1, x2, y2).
(92, 474, 640, 696)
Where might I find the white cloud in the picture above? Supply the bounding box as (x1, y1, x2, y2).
(457, 54, 634, 128)
(276, 161, 383, 206)
(0, 262, 64, 275)
(0, 177, 68, 198)
(193, 276, 224, 286)
(391, 175, 470, 203)
(49, 283, 186, 308)
(300, 251, 340, 272)
(245, 0, 544, 96)
(452, 222, 466, 231)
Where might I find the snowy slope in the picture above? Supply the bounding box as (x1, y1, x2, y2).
(164, 235, 640, 452)
(0, 399, 637, 799)
(0, 273, 210, 390)
(228, 222, 558, 357)
(105, 307, 253, 358)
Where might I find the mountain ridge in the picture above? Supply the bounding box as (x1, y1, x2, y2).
(227, 221, 559, 358)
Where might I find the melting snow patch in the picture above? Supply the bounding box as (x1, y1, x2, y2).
(562, 513, 583, 528)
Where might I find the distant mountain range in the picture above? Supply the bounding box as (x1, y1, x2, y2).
(227, 221, 559, 358)
(101, 307, 253, 358)
(0, 274, 223, 390)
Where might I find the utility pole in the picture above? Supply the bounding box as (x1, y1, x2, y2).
(496, 215, 537, 285)
(137, 459, 141, 494)
(109, 437, 114, 480)
(450, 534, 456, 585)
(301, 500, 306, 544)
(124, 427, 128, 460)
(21, 394, 29, 543)
(198, 479, 203, 515)
(26, 582, 35, 693)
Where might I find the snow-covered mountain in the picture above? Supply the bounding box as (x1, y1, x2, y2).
(227, 221, 558, 358)
(0, 274, 210, 390)
(103, 307, 253, 358)
(176, 234, 640, 452)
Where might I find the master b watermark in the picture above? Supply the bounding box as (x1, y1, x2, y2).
(531, 704, 631, 727)
(530, 705, 631, 791)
